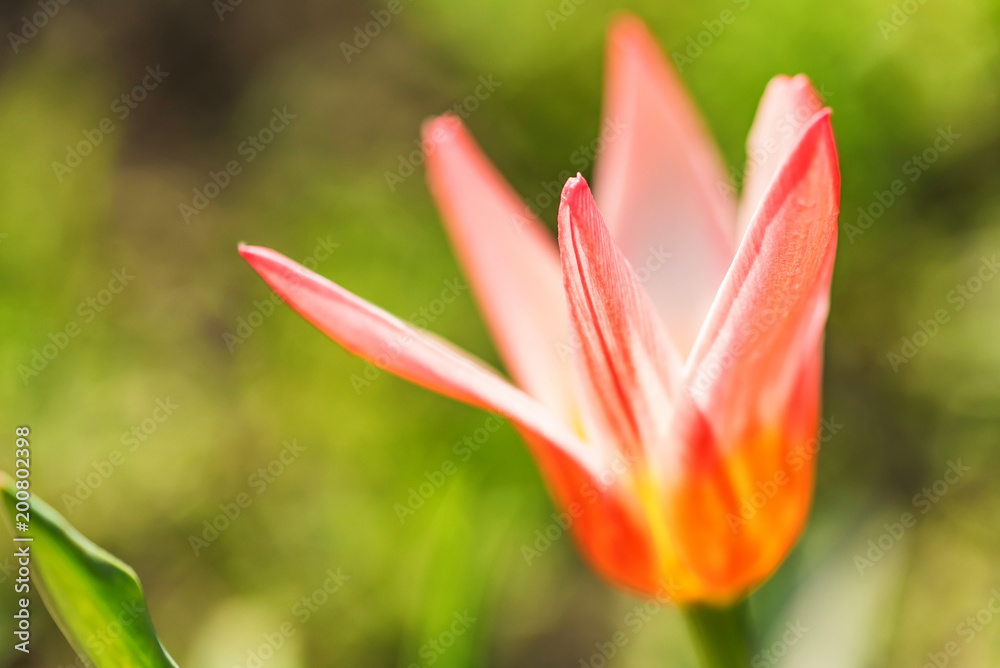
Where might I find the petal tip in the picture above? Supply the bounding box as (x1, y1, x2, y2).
(559, 174, 591, 207)
(762, 73, 825, 113)
(238, 245, 295, 279)
(608, 12, 644, 36)
(238, 243, 264, 262)
(421, 113, 464, 150)
(607, 12, 655, 52)
(769, 73, 810, 86)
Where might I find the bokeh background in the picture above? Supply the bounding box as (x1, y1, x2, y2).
(2, 0, 1000, 666)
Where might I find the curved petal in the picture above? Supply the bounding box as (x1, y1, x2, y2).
(423, 115, 575, 424)
(520, 429, 664, 597)
(240, 244, 673, 598)
(558, 175, 682, 464)
(665, 110, 839, 601)
(685, 110, 839, 412)
(736, 75, 826, 242)
(593, 15, 736, 353)
(238, 245, 600, 477)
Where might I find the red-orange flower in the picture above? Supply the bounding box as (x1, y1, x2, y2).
(239, 15, 839, 604)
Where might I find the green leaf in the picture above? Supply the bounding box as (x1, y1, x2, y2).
(0, 472, 177, 667)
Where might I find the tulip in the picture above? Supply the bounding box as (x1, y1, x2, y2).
(239, 14, 839, 666)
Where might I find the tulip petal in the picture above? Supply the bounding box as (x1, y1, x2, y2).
(238, 244, 601, 476)
(240, 244, 668, 598)
(519, 428, 664, 596)
(666, 110, 839, 599)
(686, 110, 838, 421)
(558, 175, 682, 465)
(593, 15, 736, 353)
(736, 75, 826, 242)
(423, 115, 575, 424)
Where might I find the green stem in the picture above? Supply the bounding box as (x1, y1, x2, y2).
(681, 598, 756, 668)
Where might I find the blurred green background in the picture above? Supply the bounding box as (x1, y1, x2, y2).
(2, 0, 1000, 666)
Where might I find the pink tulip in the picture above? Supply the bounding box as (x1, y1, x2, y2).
(240, 15, 839, 605)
